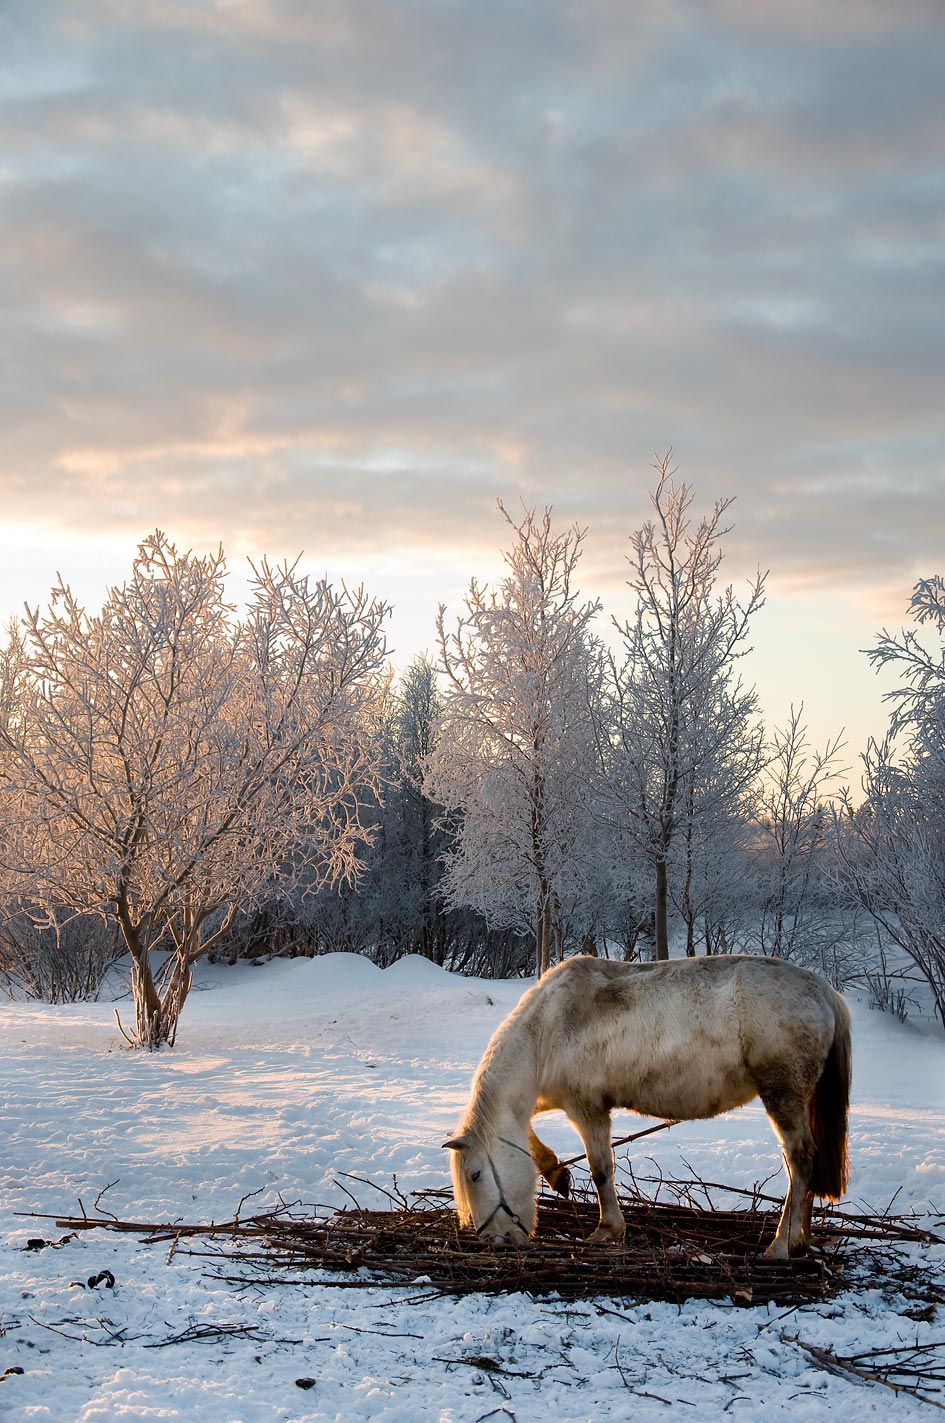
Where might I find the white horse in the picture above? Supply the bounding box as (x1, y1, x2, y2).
(444, 954, 851, 1260)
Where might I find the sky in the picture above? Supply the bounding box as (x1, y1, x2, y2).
(1, 0, 943, 770)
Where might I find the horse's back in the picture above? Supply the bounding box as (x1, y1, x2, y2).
(528, 954, 844, 1123)
(535, 953, 841, 1030)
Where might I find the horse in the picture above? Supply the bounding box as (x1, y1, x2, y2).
(444, 954, 851, 1260)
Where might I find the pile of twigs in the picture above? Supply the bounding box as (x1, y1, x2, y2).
(21, 1174, 943, 1308)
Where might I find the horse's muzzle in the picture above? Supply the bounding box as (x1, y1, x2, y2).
(484, 1224, 529, 1246)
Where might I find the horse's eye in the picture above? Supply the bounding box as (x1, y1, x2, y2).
(470, 1170, 481, 1183)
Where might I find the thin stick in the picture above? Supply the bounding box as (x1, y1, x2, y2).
(556, 1120, 676, 1170)
(785, 1335, 945, 1411)
(338, 1173, 409, 1209)
(113, 1008, 135, 1047)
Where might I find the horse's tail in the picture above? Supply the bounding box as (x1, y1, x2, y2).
(808, 994, 852, 1200)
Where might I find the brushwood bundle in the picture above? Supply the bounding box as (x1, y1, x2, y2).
(24, 1174, 944, 1310)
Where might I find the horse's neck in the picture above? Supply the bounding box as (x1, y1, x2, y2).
(470, 1014, 538, 1138)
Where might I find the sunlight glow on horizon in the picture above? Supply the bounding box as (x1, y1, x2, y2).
(0, 513, 902, 771)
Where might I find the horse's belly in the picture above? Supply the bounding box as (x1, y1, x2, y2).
(615, 1060, 756, 1122)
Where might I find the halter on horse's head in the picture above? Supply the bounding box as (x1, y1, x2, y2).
(443, 1129, 538, 1242)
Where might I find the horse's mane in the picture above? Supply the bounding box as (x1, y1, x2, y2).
(458, 1047, 509, 1144)
(450, 1011, 533, 1227)
(461, 1073, 505, 1142)
(449, 1085, 494, 1228)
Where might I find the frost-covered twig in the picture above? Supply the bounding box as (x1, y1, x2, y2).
(784, 1334, 945, 1411)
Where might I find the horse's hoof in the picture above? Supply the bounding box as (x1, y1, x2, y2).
(552, 1167, 572, 1200)
(761, 1242, 789, 1262)
(587, 1225, 625, 1245)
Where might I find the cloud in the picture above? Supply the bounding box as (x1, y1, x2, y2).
(0, 0, 943, 634)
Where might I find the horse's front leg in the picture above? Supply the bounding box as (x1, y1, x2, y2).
(528, 1127, 571, 1198)
(573, 1111, 625, 1243)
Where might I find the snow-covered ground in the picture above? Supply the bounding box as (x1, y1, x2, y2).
(1, 953, 944, 1422)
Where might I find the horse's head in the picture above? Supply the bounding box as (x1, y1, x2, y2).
(443, 1129, 538, 1243)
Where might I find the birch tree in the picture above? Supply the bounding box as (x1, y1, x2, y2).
(0, 532, 389, 1046)
(838, 576, 945, 1020)
(669, 672, 763, 955)
(749, 707, 852, 976)
(424, 504, 602, 976)
(603, 454, 766, 959)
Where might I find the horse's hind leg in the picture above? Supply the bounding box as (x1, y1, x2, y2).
(572, 1110, 625, 1243)
(528, 1127, 571, 1198)
(760, 1090, 815, 1260)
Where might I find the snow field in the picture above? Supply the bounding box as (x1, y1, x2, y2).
(1, 954, 944, 1422)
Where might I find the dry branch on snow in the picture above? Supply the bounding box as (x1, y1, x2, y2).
(21, 1174, 944, 1312)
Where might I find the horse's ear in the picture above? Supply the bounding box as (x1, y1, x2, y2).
(442, 1136, 468, 1152)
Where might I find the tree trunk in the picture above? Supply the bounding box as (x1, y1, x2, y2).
(127, 944, 163, 1047)
(419, 796, 433, 961)
(120, 914, 194, 1049)
(654, 857, 670, 961)
(536, 883, 552, 978)
(117, 905, 166, 1049)
(682, 780, 696, 956)
(682, 860, 696, 957)
(158, 953, 193, 1048)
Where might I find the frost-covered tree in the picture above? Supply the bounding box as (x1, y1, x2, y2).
(748, 707, 853, 977)
(382, 658, 446, 960)
(838, 577, 945, 1020)
(669, 797, 755, 957)
(669, 675, 763, 956)
(425, 504, 603, 976)
(344, 657, 454, 965)
(603, 455, 766, 959)
(0, 905, 123, 1004)
(217, 655, 535, 976)
(0, 532, 389, 1046)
